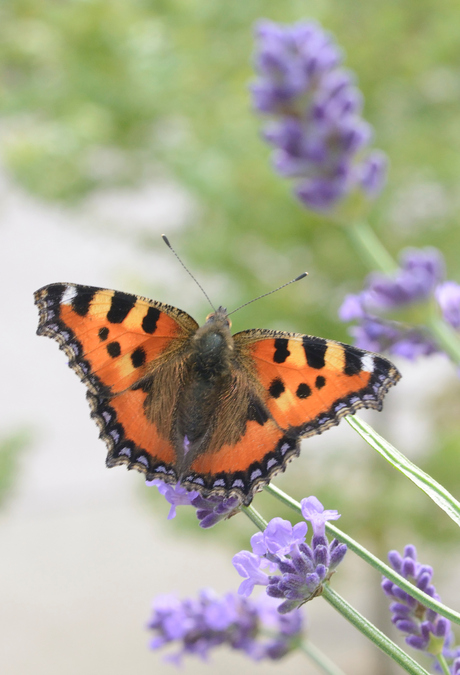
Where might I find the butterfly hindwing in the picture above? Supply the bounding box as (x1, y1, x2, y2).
(34, 283, 198, 483)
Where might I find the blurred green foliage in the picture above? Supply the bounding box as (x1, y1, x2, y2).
(2, 0, 460, 578)
(0, 430, 29, 505)
(2, 0, 460, 336)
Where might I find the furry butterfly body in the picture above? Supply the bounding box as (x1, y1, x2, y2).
(35, 283, 401, 505)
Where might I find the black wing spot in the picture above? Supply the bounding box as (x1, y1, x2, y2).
(107, 292, 137, 324)
(303, 337, 327, 369)
(344, 346, 363, 376)
(98, 326, 109, 341)
(248, 399, 269, 426)
(72, 287, 96, 317)
(131, 346, 146, 368)
(296, 383, 312, 399)
(107, 341, 121, 358)
(47, 284, 66, 301)
(142, 306, 161, 334)
(315, 375, 326, 389)
(269, 378, 285, 399)
(274, 338, 290, 364)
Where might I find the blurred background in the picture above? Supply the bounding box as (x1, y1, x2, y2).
(1, 0, 460, 673)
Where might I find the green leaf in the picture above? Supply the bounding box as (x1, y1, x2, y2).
(346, 415, 460, 527)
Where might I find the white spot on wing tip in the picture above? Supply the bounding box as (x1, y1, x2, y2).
(361, 354, 375, 372)
(61, 285, 77, 306)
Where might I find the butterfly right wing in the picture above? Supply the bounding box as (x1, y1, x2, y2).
(35, 283, 199, 482)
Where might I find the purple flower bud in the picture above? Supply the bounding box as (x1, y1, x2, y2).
(338, 293, 368, 321)
(436, 281, 460, 329)
(191, 494, 241, 528)
(329, 542, 348, 570)
(359, 150, 388, 196)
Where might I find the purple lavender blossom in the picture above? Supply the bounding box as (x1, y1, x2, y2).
(339, 247, 448, 362)
(190, 494, 242, 528)
(147, 480, 241, 528)
(251, 19, 387, 212)
(233, 497, 347, 614)
(382, 544, 459, 668)
(147, 589, 303, 663)
(148, 480, 200, 520)
(436, 282, 460, 330)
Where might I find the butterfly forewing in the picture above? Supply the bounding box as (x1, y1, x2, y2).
(235, 330, 401, 439)
(34, 283, 198, 482)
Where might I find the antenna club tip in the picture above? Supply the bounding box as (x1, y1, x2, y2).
(295, 272, 308, 281)
(161, 234, 171, 248)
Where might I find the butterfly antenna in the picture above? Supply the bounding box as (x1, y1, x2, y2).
(227, 272, 308, 317)
(162, 235, 216, 312)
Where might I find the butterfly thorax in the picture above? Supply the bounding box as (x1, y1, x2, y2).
(172, 307, 244, 475)
(191, 306, 233, 379)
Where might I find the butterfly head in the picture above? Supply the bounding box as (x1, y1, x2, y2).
(205, 306, 232, 330)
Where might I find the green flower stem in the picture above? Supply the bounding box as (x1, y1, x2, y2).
(427, 313, 460, 364)
(346, 414, 460, 527)
(437, 654, 452, 675)
(436, 654, 452, 675)
(242, 504, 268, 530)
(322, 585, 430, 675)
(346, 220, 396, 274)
(243, 506, 347, 675)
(299, 639, 348, 675)
(264, 483, 460, 626)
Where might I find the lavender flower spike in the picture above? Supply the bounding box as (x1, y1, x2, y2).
(147, 480, 241, 528)
(233, 498, 347, 614)
(382, 545, 460, 669)
(339, 246, 447, 363)
(251, 19, 387, 212)
(147, 589, 304, 663)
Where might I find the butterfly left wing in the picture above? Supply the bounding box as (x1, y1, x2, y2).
(237, 329, 401, 435)
(34, 283, 198, 483)
(180, 329, 400, 504)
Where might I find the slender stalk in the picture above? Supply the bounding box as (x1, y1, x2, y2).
(346, 414, 460, 527)
(346, 220, 396, 273)
(427, 313, 460, 364)
(437, 654, 452, 675)
(242, 504, 268, 530)
(299, 639, 348, 675)
(264, 483, 460, 626)
(322, 585, 430, 675)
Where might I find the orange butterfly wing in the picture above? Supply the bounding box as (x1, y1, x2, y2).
(34, 283, 198, 482)
(241, 330, 401, 433)
(179, 330, 400, 502)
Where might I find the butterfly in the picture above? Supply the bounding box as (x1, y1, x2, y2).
(34, 282, 401, 505)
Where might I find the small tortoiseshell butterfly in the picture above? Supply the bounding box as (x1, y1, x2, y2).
(34, 279, 400, 505)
